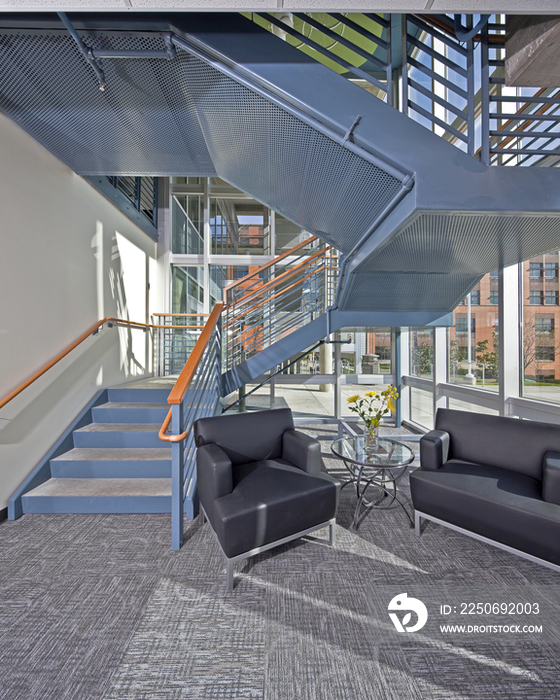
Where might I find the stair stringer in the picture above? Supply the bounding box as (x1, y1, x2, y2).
(221, 308, 453, 396)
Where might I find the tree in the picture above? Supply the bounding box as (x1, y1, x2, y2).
(476, 331, 499, 379)
(413, 342, 433, 376)
(523, 311, 560, 377)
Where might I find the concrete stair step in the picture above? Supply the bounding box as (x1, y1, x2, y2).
(21, 478, 172, 513)
(108, 386, 172, 403)
(51, 448, 171, 478)
(73, 423, 164, 448)
(92, 402, 170, 423)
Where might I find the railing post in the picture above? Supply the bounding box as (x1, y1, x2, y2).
(481, 20, 491, 165)
(171, 402, 184, 550)
(385, 13, 392, 107)
(401, 15, 409, 116)
(467, 22, 475, 157)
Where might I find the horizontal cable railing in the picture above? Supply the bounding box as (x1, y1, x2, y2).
(0, 317, 154, 412)
(158, 303, 223, 549)
(222, 236, 339, 373)
(152, 313, 209, 377)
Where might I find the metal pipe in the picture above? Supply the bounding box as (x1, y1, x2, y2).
(58, 12, 105, 90)
(92, 49, 171, 59)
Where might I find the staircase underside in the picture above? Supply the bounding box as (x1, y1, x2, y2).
(2, 13, 560, 319)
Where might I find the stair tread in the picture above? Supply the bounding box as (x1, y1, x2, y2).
(25, 478, 172, 498)
(76, 423, 162, 433)
(52, 448, 171, 461)
(96, 402, 169, 409)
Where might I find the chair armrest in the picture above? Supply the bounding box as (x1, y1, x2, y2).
(282, 429, 322, 474)
(197, 443, 233, 522)
(420, 430, 450, 471)
(543, 452, 560, 506)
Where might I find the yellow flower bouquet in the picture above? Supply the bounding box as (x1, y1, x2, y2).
(347, 385, 399, 448)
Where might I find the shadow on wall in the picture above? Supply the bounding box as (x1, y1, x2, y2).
(0, 326, 149, 446)
(0, 222, 156, 446)
(92, 220, 153, 382)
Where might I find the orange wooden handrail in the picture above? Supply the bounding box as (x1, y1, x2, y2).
(158, 302, 224, 443)
(227, 265, 324, 325)
(0, 316, 155, 411)
(158, 409, 176, 442)
(152, 313, 210, 317)
(229, 246, 329, 311)
(222, 235, 318, 296)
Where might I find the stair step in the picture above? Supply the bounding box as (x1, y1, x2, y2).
(51, 448, 172, 478)
(92, 402, 170, 423)
(108, 386, 172, 403)
(21, 478, 172, 513)
(73, 423, 164, 448)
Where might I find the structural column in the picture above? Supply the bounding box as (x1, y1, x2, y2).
(433, 326, 448, 418)
(319, 340, 333, 392)
(499, 264, 521, 415)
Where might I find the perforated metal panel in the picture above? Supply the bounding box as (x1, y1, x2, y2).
(344, 271, 482, 312)
(0, 28, 403, 253)
(179, 55, 403, 253)
(343, 211, 560, 312)
(0, 31, 215, 175)
(359, 212, 560, 274)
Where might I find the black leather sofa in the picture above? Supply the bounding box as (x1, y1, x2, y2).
(194, 408, 340, 589)
(410, 408, 560, 572)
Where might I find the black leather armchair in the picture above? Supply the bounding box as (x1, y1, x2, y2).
(194, 408, 340, 590)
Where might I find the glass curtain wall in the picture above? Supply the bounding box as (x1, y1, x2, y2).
(448, 275, 499, 390)
(523, 252, 560, 404)
(404, 258, 560, 432)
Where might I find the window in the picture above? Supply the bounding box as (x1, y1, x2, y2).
(470, 290, 480, 305)
(490, 291, 499, 305)
(456, 317, 475, 334)
(545, 262, 558, 279)
(530, 291, 543, 305)
(529, 262, 543, 278)
(544, 291, 558, 306)
(535, 317, 554, 335)
(536, 346, 555, 362)
(490, 270, 499, 278)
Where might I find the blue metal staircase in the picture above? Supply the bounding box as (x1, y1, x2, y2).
(5, 12, 560, 528)
(1, 13, 560, 323)
(19, 383, 173, 514)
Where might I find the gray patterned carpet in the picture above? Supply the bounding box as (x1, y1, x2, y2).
(1, 425, 560, 699)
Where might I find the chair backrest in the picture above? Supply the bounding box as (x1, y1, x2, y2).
(435, 408, 560, 481)
(194, 408, 294, 466)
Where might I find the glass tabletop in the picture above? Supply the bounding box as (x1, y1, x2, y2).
(331, 436, 414, 469)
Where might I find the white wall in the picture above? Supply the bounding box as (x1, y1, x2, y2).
(0, 111, 164, 510)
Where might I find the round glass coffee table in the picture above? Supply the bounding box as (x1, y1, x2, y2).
(331, 436, 415, 529)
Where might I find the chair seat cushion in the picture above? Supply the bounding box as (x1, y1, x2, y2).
(213, 460, 339, 558)
(410, 459, 560, 564)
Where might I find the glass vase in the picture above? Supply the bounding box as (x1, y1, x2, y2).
(365, 424, 380, 454)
